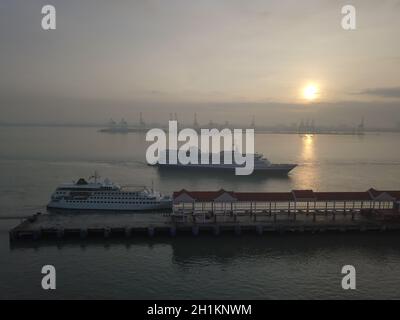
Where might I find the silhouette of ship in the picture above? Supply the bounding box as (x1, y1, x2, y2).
(150, 149, 297, 175)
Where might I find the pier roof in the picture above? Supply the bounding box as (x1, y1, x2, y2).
(315, 192, 372, 201)
(173, 189, 400, 203)
(235, 192, 292, 202)
(386, 191, 400, 199)
(292, 190, 316, 200)
(173, 189, 236, 202)
(368, 188, 400, 201)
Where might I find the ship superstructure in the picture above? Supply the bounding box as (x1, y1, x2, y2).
(47, 175, 172, 212)
(151, 150, 297, 174)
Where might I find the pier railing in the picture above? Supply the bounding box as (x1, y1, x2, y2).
(171, 207, 399, 224)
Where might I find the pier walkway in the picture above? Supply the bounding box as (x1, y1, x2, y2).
(9, 188, 400, 241)
(8, 209, 400, 241)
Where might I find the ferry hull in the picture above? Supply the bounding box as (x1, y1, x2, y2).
(47, 202, 172, 213)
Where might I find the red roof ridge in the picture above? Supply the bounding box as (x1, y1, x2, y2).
(173, 189, 400, 202)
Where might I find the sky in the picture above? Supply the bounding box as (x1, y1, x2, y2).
(0, 0, 399, 126)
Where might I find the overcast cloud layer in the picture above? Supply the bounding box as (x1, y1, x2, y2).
(0, 0, 399, 126)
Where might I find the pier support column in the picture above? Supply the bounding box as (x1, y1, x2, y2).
(235, 225, 241, 236)
(147, 227, 155, 237)
(274, 213, 277, 223)
(313, 211, 316, 222)
(125, 227, 132, 238)
(169, 226, 177, 237)
(57, 229, 64, 239)
(33, 229, 42, 240)
(192, 225, 199, 236)
(80, 229, 88, 239)
(104, 228, 111, 239)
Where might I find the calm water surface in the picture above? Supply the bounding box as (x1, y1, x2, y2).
(1, 127, 400, 299)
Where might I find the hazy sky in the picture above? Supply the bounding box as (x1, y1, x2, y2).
(1, 0, 399, 126)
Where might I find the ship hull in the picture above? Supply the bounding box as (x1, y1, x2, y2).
(153, 164, 297, 174)
(47, 201, 172, 213)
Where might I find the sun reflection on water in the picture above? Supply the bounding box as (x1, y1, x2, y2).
(302, 134, 315, 162)
(295, 134, 319, 189)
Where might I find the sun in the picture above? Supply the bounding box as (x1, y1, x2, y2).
(303, 84, 319, 101)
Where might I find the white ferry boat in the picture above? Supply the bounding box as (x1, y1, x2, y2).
(151, 150, 297, 174)
(47, 174, 172, 212)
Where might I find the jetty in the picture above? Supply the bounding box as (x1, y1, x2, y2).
(9, 188, 400, 241)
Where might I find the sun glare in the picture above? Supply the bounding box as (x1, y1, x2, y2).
(303, 84, 319, 101)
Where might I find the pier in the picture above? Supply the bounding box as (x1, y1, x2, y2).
(9, 188, 400, 241)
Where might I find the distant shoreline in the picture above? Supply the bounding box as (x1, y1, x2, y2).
(0, 123, 400, 135)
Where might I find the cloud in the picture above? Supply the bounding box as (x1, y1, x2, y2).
(358, 87, 400, 98)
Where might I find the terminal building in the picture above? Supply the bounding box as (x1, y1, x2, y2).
(172, 188, 400, 222)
